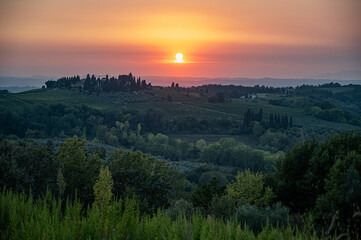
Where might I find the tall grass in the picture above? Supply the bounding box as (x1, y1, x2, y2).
(0, 187, 330, 239)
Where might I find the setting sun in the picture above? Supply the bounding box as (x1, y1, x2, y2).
(174, 53, 184, 63)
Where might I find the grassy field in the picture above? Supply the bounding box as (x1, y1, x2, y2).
(125, 101, 241, 121)
(188, 98, 303, 119)
(7, 88, 124, 111)
(0, 94, 30, 111)
(146, 87, 206, 102)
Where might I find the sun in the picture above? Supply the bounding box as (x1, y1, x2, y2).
(174, 53, 184, 63)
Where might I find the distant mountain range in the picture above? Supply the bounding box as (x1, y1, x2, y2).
(0, 76, 49, 88)
(143, 76, 361, 87)
(1, 70, 361, 92)
(311, 70, 361, 81)
(0, 86, 40, 93)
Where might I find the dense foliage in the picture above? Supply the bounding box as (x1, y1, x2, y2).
(0, 138, 58, 197)
(0, 137, 184, 210)
(0, 188, 323, 240)
(199, 138, 280, 171)
(273, 132, 361, 237)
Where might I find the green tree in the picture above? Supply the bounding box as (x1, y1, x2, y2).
(191, 177, 226, 212)
(57, 136, 102, 204)
(56, 169, 66, 197)
(314, 150, 361, 232)
(274, 140, 318, 213)
(227, 169, 274, 207)
(93, 166, 113, 210)
(109, 149, 181, 210)
(195, 139, 207, 151)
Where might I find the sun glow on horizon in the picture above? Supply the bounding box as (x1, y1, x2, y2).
(0, 0, 360, 77)
(174, 53, 184, 63)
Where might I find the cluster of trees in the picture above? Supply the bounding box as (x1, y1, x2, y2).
(268, 84, 361, 127)
(0, 101, 244, 142)
(271, 132, 361, 236)
(243, 109, 263, 129)
(258, 130, 291, 152)
(92, 120, 195, 161)
(0, 136, 183, 210)
(268, 113, 292, 129)
(190, 132, 361, 237)
(93, 120, 282, 172)
(0, 103, 124, 138)
(190, 171, 290, 232)
(199, 138, 280, 172)
(45, 73, 150, 94)
(240, 108, 292, 135)
(45, 75, 81, 89)
(308, 105, 358, 125)
(294, 85, 334, 99)
(208, 92, 227, 103)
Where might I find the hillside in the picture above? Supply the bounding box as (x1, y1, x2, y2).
(1, 83, 361, 239)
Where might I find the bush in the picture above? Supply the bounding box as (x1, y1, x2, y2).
(233, 202, 291, 233)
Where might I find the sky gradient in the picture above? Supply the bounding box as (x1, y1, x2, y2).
(0, 0, 360, 78)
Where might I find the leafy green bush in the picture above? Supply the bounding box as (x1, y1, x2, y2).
(227, 169, 274, 207)
(233, 202, 291, 233)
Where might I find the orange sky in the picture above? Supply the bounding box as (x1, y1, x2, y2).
(0, 0, 360, 78)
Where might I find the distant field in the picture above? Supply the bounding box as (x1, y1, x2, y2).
(125, 101, 239, 121)
(9, 89, 124, 111)
(146, 87, 206, 102)
(0, 94, 33, 112)
(127, 90, 303, 121)
(188, 98, 303, 119)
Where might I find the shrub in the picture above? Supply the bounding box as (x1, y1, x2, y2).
(233, 202, 291, 233)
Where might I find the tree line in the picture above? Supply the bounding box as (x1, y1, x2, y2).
(45, 73, 151, 94)
(241, 108, 293, 134)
